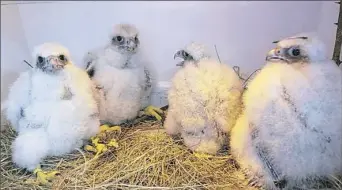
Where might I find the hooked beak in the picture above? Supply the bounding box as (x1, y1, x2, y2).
(123, 39, 138, 53)
(127, 46, 135, 52)
(48, 56, 65, 69)
(174, 50, 185, 67)
(125, 44, 137, 52)
(174, 50, 183, 60)
(265, 48, 287, 62)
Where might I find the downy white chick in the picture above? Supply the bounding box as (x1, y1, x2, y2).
(230, 34, 342, 189)
(84, 23, 163, 127)
(3, 42, 100, 184)
(164, 42, 244, 155)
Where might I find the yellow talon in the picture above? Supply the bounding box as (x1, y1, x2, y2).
(86, 137, 119, 158)
(86, 129, 120, 158)
(108, 125, 121, 132)
(84, 145, 97, 152)
(91, 136, 100, 145)
(91, 137, 106, 153)
(144, 105, 164, 121)
(107, 139, 119, 148)
(194, 152, 213, 159)
(100, 124, 110, 132)
(33, 167, 60, 185)
(93, 143, 108, 158)
(100, 125, 121, 133)
(95, 143, 107, 152)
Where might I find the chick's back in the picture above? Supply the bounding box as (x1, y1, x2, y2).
(169, 60, 243, 131)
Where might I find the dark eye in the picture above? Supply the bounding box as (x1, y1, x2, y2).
(58, 54, 66, 61)
(289, 48, 301, 57)
(37, 56, 44, 63)
(134, 36, 139, 41)
(115, 36, 123, 42)
(182, 51, 189, 58)
(185, 131, 195, 136)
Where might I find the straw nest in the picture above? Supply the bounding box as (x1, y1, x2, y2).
(1, 117, 259, 190)
(1, 116, 341, 190)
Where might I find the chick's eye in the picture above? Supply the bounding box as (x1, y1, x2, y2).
(58, 54, 66, 61)
(185, 131, 195, 136)
(115, 36, 123, 42)
(134, 36, 139, 41)
(289, 48, 301, 57)
(182, 51, 189, 58)
(37, 56, 44, 63)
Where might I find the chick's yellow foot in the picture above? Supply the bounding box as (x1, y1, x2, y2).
(144, 105, 164, 121)
(96, 124, 121, 139)
(84, 137, 107, 157)
(99, 124, 121, 133)
(107, 139, 119, 148)
(84, 144, 97, 153)
(33, 168, 60, 185)
(84, 137, 119, 158)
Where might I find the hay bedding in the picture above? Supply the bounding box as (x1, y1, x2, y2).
(2, 122, 341, 190)
(0, 118, 258, 190)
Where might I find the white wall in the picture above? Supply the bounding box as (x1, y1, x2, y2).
(17, 1, 323, 79)
(1, 1, 339, 105)
(1, 3, 31, 101)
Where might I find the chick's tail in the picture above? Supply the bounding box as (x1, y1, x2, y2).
(12, 128, 50, 171)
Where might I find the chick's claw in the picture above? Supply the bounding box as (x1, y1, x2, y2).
(107, 139, 119, 148)
(100, 124, 121, 133)
(33, 168, 60, 185)
(84, 145, 97, 153)
(85, 136, 118, 158)
(99, 124, 110, 133)
(144, 105, 164, 121)
(108, 125, 121, 133)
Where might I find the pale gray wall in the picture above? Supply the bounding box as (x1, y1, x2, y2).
(1, 1, 339, 105)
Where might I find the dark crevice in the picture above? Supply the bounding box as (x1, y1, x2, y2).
(144, 68, 152, 91)
(250, 122, 286, 189)
(281, 86, 308, 128)
(281, 86, 331, 143)
(20, 107, 25, 118)
(61, 86, 73, 100)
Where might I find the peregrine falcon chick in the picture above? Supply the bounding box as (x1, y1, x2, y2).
(230, 34, 342, 189)
(3, 42, 100, 185)
(164, 42, 244, 155)
(83, 23, 163, 129)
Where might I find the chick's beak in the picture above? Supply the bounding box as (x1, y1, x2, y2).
(48, 56, 64, 67)
(265, 48, 286, 62)
(174, 50, 184, 60)
(174, 50, 186, 67)
(127, 46, 135, 52)
(124, 39, 138, 52)
(265, 49, 275, 61)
